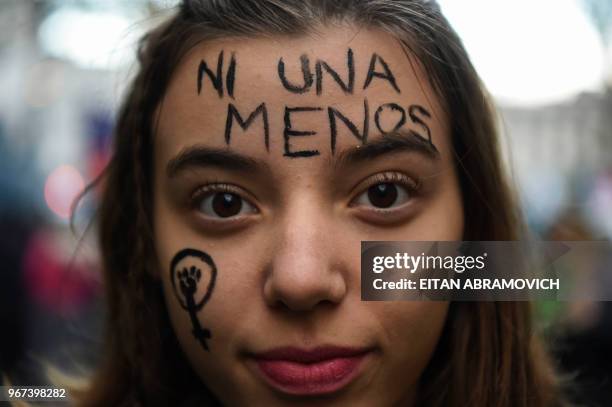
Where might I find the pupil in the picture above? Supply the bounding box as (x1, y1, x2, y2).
(367, 183, 398, 208)
(212, 193, 242, 217)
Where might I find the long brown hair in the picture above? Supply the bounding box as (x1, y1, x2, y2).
(78, 1, 565, 405)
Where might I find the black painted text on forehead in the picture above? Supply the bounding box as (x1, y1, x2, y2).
(195, 48, 438, 158)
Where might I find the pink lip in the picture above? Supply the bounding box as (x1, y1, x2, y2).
(250, 346, 371, 396)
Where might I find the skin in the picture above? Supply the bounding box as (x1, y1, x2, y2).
(153, 25, 464, 406)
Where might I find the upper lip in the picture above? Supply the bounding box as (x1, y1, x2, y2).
(251, 346, 372, 364)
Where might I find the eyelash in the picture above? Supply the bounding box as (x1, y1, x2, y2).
(191, 182, 242, 203)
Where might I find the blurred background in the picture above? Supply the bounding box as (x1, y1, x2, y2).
(0, 0, 610, 405)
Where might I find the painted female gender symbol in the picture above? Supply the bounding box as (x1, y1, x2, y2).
(170, 248, 217, 351)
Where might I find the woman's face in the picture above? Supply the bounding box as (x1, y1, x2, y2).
(153, 26, 463, 406)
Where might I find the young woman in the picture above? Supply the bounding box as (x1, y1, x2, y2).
(78, 0, 566, 405)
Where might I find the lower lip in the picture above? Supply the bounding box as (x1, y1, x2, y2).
(253, 354, 368, 396)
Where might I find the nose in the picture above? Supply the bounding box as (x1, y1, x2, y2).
(263, 200, 348, 312)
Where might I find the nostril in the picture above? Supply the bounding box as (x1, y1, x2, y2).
(273, 297, 339, 312)
(263, 267, 348, 313)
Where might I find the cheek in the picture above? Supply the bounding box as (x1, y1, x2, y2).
(372, 301, 449, 385)
(415, 162, 465, 240)
(379, 301, 448, 343)
(158, 241, 265, 392)
(418, 187, 464, 239)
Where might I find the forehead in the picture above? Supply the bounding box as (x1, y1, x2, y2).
(155, 25, 449, 165)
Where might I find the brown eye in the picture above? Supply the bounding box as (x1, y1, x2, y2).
(195, 187, 257, 219)
(353, 174, 416, 211)
(367, 183, 398, 208)
(212, 193, 242, 217)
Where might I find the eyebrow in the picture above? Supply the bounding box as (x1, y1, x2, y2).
(166, 131, 439, 177)
(166, 146, 268, 178)
(333, 130, 440, 169)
